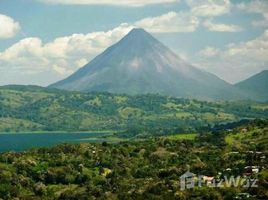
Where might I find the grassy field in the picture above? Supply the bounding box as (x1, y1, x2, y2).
(225, 126, 268, 151)
(167, 133, 197, 140)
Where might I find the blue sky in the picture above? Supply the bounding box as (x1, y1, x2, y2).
(0, 0, 267, 86)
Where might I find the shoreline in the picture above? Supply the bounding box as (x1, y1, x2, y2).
(0, 130, 117, 135)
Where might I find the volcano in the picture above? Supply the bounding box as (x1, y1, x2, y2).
(51, 28, 245, 100)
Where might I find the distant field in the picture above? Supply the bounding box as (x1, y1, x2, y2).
(167, 133, 197, 140)
(225, 127, 268, 151)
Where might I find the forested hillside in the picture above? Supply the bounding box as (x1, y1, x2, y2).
(0, 120, 267, 199)
(0, 86, 268, 133)
(0, 85, 268, 135)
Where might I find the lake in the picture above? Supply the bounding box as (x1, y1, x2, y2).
(0, 132, 113, 152)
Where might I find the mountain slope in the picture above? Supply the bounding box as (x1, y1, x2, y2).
(51, 28, 245, 101)
(235, 70, 268, 102)
(1, 85, 268, 133)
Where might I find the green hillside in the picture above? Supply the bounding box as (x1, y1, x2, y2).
(0, 85, 268, 135)
(0, 120, 267, 199)
(225, 121, 268, 152)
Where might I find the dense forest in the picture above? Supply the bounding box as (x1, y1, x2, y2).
(0, 86, 267, 199)
(0, 120, 267, 199)
(0, 85, 268, 136)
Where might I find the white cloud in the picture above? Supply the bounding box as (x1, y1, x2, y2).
(203, 19, 242, 32)
(37, 0, 179, 7)
(52, 64, 73, 75)
(186, 0, 230, 17)
(252, 18, 268, 28)
(135, 11, 199, 33)
(236, 0, 268, 15)
(0, 2, 256, 86)
(236, 0, 268, 28)
(0, 14, 20, 39)
(75, 58, 88, 68)
(0, 9, 202, 86)
(198, 46, 220, 57)
(195, 29, 268, 83)
(0, 24, 134, 85)
(224, 29, 268, 61)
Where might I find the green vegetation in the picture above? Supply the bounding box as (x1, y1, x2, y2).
(167, 133, 197, 140)
(1, 85, 268, 135)
(225, 122, 268, 152)
(1, 86, 267, 199)
(0, 120, 267, 199)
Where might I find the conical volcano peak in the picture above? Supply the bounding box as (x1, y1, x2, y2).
(114, 28, 164, 55)
(122, 28, 156, 43)
(128, 28, 149, 35)
(51, 26, 246, 101)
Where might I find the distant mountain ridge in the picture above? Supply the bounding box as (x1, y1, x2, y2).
(50, 28, 247, 101)
(235, 70, 268, 102)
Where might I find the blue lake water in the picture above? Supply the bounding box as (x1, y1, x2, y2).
(0, 133, 109, 152)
